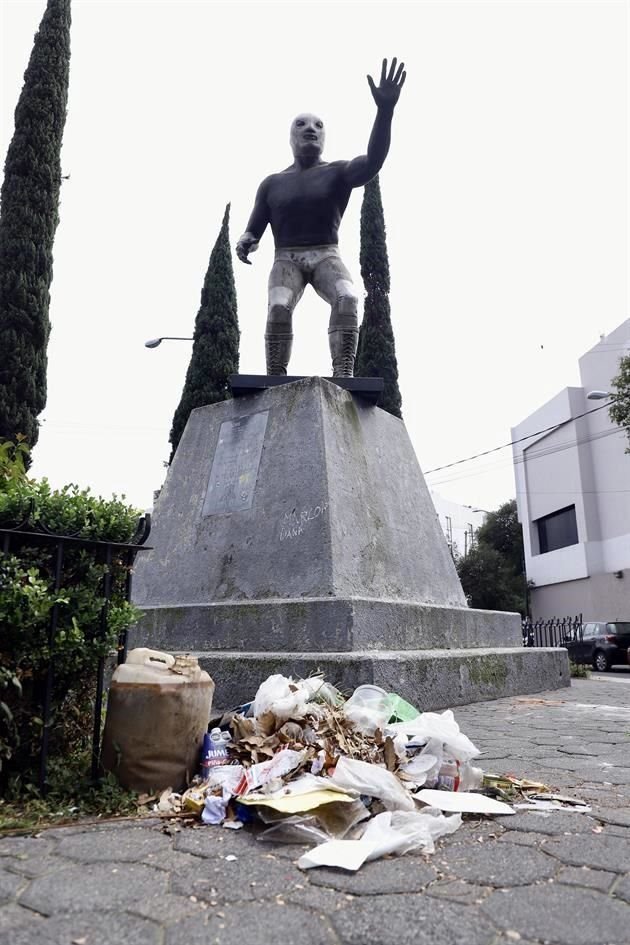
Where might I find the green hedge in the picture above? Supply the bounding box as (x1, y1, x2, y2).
(0, 439, 144, 788)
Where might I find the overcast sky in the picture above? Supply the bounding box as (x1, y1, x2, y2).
(1, 0, 627, 513)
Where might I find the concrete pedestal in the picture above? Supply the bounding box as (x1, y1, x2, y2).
(131, 377, 569, 707)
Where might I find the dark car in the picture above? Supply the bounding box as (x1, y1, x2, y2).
(566, 622, 630, 671)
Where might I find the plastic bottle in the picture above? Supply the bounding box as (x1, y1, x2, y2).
(101, 648, 214, 793)
(200, 728, 232, 778)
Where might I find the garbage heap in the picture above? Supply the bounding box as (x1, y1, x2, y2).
(176, 673, 514, 872)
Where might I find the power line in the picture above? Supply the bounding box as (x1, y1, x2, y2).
(428, 426, 624, 487)
(424, 401, 613, 475)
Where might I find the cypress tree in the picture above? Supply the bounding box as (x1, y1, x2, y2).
(355, 175, 402, 419)
(0, 0, 72, 449)
(169, 204, 239, 459)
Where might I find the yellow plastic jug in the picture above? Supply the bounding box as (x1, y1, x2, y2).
(101, 648, 215, 793)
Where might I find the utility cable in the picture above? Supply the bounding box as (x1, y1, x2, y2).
(424, 400, 613, 475)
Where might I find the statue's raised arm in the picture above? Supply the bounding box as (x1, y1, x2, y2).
(343, 58, 406, 188)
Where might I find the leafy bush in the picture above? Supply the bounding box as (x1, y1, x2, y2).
(0, 439, 144, 788)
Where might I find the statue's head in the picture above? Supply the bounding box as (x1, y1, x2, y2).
(290, 113, 325, 159)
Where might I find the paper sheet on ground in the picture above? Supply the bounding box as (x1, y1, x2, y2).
(237, 788, 354, 813)
(416, 790, 514, 815)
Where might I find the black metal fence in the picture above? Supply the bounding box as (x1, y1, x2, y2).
(1, 515, 150, 791)
(522, 614, 583, 648)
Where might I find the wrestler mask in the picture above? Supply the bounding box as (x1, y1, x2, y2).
(290, 113, 325, 158)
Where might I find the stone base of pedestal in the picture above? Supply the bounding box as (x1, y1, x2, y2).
(187, 647, 570, 711)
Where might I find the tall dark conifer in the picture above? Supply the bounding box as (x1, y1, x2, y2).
(169, 204, 239, 459)
(355, 175, 402, 419)
(0, 0, 71, 448)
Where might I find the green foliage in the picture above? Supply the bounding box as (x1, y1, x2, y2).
(609, 354, 630, 452)
(169, 204, 239, 460)
(0, 0, 71, 450)
(456, 499, 526, 614)
(569, 660, 589, 679)
(0, 444, 143, 786)
(355, 176, 402, 419)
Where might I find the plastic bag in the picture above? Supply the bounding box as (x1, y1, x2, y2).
(297, 809, 463, 870)
(361, 808, 462, 857)
(252, 674, 326, 729)
(386, 694, 421, 723)
(330, 756, 415, 811)
(385, 709, 480, 762)
(257, 816, 331, 845)
(342, 685, 391, 736)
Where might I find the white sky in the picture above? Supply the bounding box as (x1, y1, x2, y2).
(1, 0, 628, 513)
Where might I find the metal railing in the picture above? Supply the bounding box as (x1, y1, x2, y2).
(1, 515, 151, 791)
(522, 614, 583, 648)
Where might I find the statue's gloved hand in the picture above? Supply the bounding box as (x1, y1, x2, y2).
(236, 233, 259, 265)
(367, 57, 406, 110)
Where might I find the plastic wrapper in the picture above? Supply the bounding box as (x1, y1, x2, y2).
(342, 685, 391, 736)
(234, 748, 305, 795)
(201, 789, 230, 825)
(330, 756, 415, 811)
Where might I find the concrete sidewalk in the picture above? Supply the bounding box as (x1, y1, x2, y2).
(1, 677, 629, 945)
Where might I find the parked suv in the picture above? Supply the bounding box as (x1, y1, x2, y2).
(566, 622, 630, 671)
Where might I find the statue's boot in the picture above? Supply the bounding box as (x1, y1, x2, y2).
(265, 332, 293, 376)
(329, 328, 359, 378)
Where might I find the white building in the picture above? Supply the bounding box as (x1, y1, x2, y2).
(512, 320, 630, 620)
(429, 491, 486, 559)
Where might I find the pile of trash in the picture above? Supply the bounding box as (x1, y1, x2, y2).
(157, 674, 522, 871)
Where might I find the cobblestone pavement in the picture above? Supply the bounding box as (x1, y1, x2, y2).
(1, 678, 629, 945)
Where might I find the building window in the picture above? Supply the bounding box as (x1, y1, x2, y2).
(535, 505, 578, 554)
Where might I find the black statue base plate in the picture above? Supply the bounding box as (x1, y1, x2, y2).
(229, 374, 384, 405)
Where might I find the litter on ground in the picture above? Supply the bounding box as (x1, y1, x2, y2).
(140, 672, 586, 871)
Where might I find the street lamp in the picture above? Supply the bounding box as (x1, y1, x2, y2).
(586, 390, 612, 400)
(145, 336, 193, 349)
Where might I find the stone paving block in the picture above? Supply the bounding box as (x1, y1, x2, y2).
(170, 853, 305, 904)
(173, 827, 259, 859)
(128, 891, 209, 925)
(284, 881, 355, 913)
(307, 856, 437, 895)
(0, 901, 43, 934)
(424, 878, 489, 904)
(495, 811, 597, 836)
(331, 892, 496, 945)
(4, 855, 75, 880)
(481, 883, 630, 945)
(165, 902, 337, 945)
(436, 841, 558, 886)
(612, 875, 630, 904)
(7, 910, 161, 945)
(0, 837, 53, 860)
(593, 807, 630, 828)
(55, 825, 171, 863)
(498, 830, 545, 848)
(544, 834, 630, 872)
(0, 868, 27, 906)
(18, 862, 168, 916)
(556, 865, 617, 892)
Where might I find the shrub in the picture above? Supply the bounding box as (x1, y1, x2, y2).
(0, 439, 144, 788)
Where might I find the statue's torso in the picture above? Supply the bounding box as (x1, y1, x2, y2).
(265, 161, 352, 248)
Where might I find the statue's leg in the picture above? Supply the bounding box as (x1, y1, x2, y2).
(266, 256, 305, 375)
(312, 253, 359, 377)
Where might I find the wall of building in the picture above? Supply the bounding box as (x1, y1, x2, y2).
(530, 570, 629, 622)
(512, 319, 630, 619)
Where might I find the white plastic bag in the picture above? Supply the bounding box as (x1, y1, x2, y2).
(330, 756, 415, 811)
(385, 709, 480, 762)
